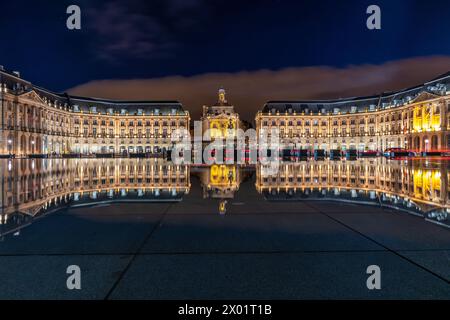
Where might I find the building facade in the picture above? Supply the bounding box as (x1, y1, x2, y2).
(256, 73, 450, 152)
(0, 69, 190, 157)
(201, 88, 243, 141)
(2, 66, 450, 157)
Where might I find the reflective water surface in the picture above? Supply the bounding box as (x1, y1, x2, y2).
(1, 158, 449, 237)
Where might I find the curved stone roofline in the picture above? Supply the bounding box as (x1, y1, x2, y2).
(262, 71, 450, 113)
(0, 68, 184, 111)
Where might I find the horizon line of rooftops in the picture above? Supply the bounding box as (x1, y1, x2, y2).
(1, 65, 450, 116)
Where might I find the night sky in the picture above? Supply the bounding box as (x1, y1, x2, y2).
(2, 0, 450, 120)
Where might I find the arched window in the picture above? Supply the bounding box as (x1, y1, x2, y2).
(431, 135, 438, 150)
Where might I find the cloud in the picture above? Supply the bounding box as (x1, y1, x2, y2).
(86, 0, 207, 62)
(67, 56, 450, 122)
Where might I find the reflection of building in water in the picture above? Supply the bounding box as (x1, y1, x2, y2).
(0, 159, 190, 218)
(199, 164, 242, 199)
(201, 88, 244, 141)
(256, 159, 450, 211)
(256, 73, 450, 152)
(0, 68, 189, 157)
(198, 164, 249, 215)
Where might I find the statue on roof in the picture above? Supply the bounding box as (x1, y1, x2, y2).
(218, 87, 227, 105)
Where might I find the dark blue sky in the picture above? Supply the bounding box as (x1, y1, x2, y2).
(1, 0, 450, 91)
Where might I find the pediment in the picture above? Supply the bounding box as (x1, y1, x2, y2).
(19, 89, 47, 104)
(208, 114, 235, 120)
(411, 91, 440, 104)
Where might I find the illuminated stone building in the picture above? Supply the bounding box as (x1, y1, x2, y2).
(0, 68, 189, 157)
(201, 88, 243, 141)
(256, 73, 450, 152)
